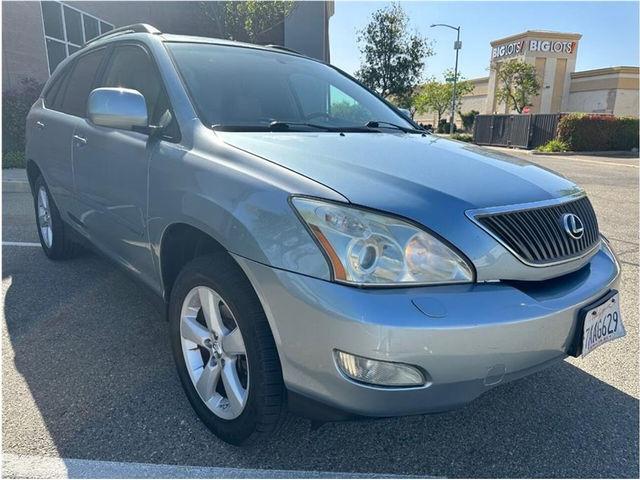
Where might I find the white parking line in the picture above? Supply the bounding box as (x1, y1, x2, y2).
(2, 454, 410, 479)
(2, 242, 41, 247)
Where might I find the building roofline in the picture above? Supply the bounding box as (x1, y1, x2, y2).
(491, 30, 582, 46)
(571, 66, 639, 78)
(468, 76, 490, 83)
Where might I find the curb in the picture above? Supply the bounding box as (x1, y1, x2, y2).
(530, 150, 639, 157)
(2, 453, 415, 479)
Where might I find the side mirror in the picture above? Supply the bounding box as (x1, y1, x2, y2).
(87, 87, 148, 130)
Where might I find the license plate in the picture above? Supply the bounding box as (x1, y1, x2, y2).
(580, 292, 625, 357)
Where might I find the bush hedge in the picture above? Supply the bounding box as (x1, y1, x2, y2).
(3, 77, 44, 168)
(556, 113, 639, 152)
(450, 133, 473, 143)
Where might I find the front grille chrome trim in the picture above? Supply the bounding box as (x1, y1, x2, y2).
(466, 193, 601, 268)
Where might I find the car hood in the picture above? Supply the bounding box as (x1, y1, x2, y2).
(216, 131, 580, 212)
(215, 131, 589, 281)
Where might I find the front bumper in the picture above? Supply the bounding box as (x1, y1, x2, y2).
(233, 244, 620, 418)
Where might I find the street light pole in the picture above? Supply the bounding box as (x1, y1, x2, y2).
(430, 24, 462, 135)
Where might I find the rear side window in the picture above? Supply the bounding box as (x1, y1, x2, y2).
(44, 62, 73, 110)
(58, 48, 106, 117)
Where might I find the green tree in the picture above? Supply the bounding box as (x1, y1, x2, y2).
(199, 1, 294, 43)
(414, 70, 473, 123)
(355, 4, 433, 99)
(494, 59, 541, 113)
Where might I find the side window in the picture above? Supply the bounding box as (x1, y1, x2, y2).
(43, 62, 73, 110)
(100, 45, 165, 125)
(58, 48, 106, 117)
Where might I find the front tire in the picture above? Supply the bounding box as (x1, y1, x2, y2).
(32, 175, 78, 260)
(169, 253, 286, 445)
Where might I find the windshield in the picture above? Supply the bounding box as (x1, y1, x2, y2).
(166, 42, 414, 131)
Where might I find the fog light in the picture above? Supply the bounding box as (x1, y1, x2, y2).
(334, 350, 425, 387)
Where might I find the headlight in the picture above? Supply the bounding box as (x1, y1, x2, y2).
(291, 197, 474, 286)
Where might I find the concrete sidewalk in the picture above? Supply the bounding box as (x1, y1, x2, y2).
(2, 168, 29, 193)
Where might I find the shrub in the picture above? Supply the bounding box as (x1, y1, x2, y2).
(556, 113, 639, 151)
(2, 77, 44, 167)
(537, 139, 570, 153)
(2, 151, 26, 169)
(450, 133, 473, 143)
(458, 110, 479, 132)
(437, 118, 457, 134)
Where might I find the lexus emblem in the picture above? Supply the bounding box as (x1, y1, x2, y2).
(562, 213, 584, 240)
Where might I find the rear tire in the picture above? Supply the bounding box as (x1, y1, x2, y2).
(169, 253, 286, 445)
(32, 175, 78, 260)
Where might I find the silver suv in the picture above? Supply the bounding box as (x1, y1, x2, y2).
(26, 24, 624, 445)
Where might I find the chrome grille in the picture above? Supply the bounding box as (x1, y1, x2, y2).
(474, 196, 600, 265)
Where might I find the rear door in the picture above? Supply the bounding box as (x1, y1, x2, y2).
(72, 42, 179, 287)
(39, 47, 109, 223)
(25, 60, 78, 218)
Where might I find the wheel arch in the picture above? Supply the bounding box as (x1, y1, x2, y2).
(26, 158, 43, 193)
(158, 221, 231, 302)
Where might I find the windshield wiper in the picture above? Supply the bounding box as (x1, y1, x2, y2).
(212, 122, 344, 132)
(211, 122, 375, 133)
(269, 121, 336, 131)
(269, 121, 376, 133)
(365, 120, 426, 135)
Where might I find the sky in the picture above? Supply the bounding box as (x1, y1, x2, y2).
(329, 1, 640, 80)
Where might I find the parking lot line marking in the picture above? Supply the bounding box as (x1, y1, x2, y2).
(1, 454, 412, 479)
(2, 242, 41, 247)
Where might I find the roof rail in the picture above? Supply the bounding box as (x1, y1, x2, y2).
(265, 44, 302, 55)
(84, 23, 161, 46)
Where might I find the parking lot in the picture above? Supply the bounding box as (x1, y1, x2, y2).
(2, 152, 638, 478)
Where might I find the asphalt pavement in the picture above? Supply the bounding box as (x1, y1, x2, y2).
(2, 152, 638, 478)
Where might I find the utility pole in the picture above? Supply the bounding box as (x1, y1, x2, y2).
(431, 24, 462, 134)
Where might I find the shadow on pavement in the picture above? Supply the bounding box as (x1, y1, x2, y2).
(2, 248, 638, 478)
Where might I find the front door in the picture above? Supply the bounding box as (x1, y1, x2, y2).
(72, 43, 177, 289)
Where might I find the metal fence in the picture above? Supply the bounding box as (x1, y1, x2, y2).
(473, 114, 561, 149)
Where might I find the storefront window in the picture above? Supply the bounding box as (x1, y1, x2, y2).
(40, 1, 114, 74)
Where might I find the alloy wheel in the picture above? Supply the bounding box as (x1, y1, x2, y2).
(37, 186, 53, 248)
(180, 286, 249, 420)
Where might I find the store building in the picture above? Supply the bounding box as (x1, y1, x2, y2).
(466, 30, 638, 117)
(2, 0, 334, 91)
(418, 30, 639, 126)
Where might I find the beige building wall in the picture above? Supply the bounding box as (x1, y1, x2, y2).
(568, 67, 639, 116)
(458, 76, 488, 115)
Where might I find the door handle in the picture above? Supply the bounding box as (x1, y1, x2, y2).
(35, 121, 45, 129)
(73, 134, 87, 146)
